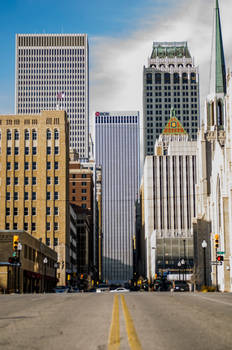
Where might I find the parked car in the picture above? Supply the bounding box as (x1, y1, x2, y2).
(53, 286, 69, 293)
(172, 280, 189, 292)
(110, 287, 130, 293)
(69, 287, 80, 293)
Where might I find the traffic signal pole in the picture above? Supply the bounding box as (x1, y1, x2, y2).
(215, 247, 218, 292)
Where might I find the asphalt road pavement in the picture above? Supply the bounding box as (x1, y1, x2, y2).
(0, 292, 231, 350)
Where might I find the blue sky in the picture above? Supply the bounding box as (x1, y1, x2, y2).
(0, 0, 172, 114)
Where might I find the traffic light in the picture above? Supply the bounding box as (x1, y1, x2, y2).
(13, 235, 19, 251)
(216, 255, 224, 262)
(214, 234, 219, 249)
(8, 256, 19, 264)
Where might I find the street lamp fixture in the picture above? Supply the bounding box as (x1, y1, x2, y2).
(201, 240, 207, 287)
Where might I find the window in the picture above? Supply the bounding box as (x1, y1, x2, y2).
(54, 192, 59, 200)
(32, 130, 37, 140)
(81, 204, 86, 209)
(54, 207, 59, 215)
(6, 177, 11, 185)
(32, 177, 36, 185)
(72, 189, 76, 194)
(155, 73, 161, 84)
(54, 129, 59, 140)
(47, 147, 51, 155)
(6, 207, 10, 216)
(24, 222, 28, 231)
(174, 73, 180, 84)
(24, 146, 29, 155)
(13, 223, 18, 230)
(14, 130, 19, 140)
(24, 207, 29, 215)
(25, 130, 29, 140)
(7, 147, 11, 155)
(15, 162, 19, 170)
(82, 174, 86, 178)
(72, 196, 75, 201)
(32, 162, 36, 170)
(54, 161, 59, 170)
(46, 207, 51, 215)
(32, 192, 36, 200)
(164, 73, 170, 84)
(47, 192, 51, 200)
(32, 147, 37, 155)
(54, 222, 58, 231)
(81, 189, 86, 193)
(72, 174, 75, 178)
(54, 176, 59, 185)
(54, 237, 58, 246)
(47, 162, 51, 170)
(14, 177, 18, 185)
(46, 238, 50, 246)
(24, 192, 29, 200)
(6, 192, 10, 200)
(25, 162, 29, 170)
(5, 223, 10, 230)
(24, 177, 29, 185)
(146, 73, 152, 84)
(7, 162, 11, 170)
(82, 197, 86, 201)
(82, 182, 86, 186)
(182, 73, 188, 84)
(46, 222, 51, 231)
(7, 130, 11, 140)
(15, 147, 19, 155)
(32, 222, 36, 231)
(72, 182, 75, 186)
(32, 207, 36, 215)
(47, 129, 51, 140)
(55, 146, 59, 155)
(14, 207, 18, 216)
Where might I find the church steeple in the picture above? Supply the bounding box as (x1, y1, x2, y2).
(214, 0, 226, 94)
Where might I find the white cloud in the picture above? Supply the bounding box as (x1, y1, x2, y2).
(90, 0, 232, 130)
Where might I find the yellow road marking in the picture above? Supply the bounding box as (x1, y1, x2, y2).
(121, 295, 143, 350)
(108, 295, 120, 350)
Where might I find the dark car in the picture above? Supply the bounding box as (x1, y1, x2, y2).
(172, 280, 189, 292)
(154, 279, 172, 291)
(53, 286, 69, 293)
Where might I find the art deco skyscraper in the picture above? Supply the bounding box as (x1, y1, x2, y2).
(15, 34, 89, 159)
(143, 41, 200, 161)
(95, 111, 140, 281)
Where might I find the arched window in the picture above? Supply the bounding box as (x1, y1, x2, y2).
(182, 73, 188, 84)
(32, 129, 37, 140)
(14, 130, 19, 140)
(25, 130, 29, 140)
(47, 129, 52, 140)
(54, 129, 59, 140)
(217, 101, 223, 127)
(191, 73, 196, 84)
(7, 130, 11, 140)
(146, 73, 152, 84)
(174, 73, 179, 84)
(155, 73, 161, 84)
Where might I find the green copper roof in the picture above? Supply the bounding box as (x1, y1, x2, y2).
(151, 42, 191, 59)
(215, 0, 226, 93)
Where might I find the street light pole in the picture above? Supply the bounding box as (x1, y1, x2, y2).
(178, 261, 181, 280)
(202, 240, 207, 287)
(43, 257, 48, 293)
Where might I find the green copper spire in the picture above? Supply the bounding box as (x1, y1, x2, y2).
(215, 0, 226, 93)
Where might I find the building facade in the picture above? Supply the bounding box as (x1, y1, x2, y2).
(143, 41, 199, 161)
(0, 110, 69, 285)
(193, 0, 232, 291)
(95, 111, 140, 282)
(15, 34, 89, 158)
(140, 112, 197, 281)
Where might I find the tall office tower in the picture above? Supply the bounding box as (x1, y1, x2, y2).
(15, 34, 89, 158)
(0, 110, 70, 286)
(95, 111, 140, 282)
(143, 41, 200, 161)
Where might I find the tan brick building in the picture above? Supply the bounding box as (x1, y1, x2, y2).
(0, 230, 57, 293)
(0, 111, 69, 285)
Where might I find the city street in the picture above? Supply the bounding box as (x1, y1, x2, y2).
(0, 292, 232, 350)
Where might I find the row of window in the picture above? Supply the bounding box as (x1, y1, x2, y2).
(5, 222, 59, 232)
(6, 191, 59, 200)
(95, 116, 138, 124)
(5, 206, 59, 216)
(146, 72, 197, 84)
(6, 176, 59, 186)
(6, 161, 59, 170)
(3, 129, 59, 141)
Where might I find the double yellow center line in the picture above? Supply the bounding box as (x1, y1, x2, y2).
(108, 295, 142, 350)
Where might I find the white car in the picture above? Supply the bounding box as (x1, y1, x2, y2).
(110, 287, 130, 293)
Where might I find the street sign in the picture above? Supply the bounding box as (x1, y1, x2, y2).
(216, 251, 225, 254)
(211, 261, 222, 265)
